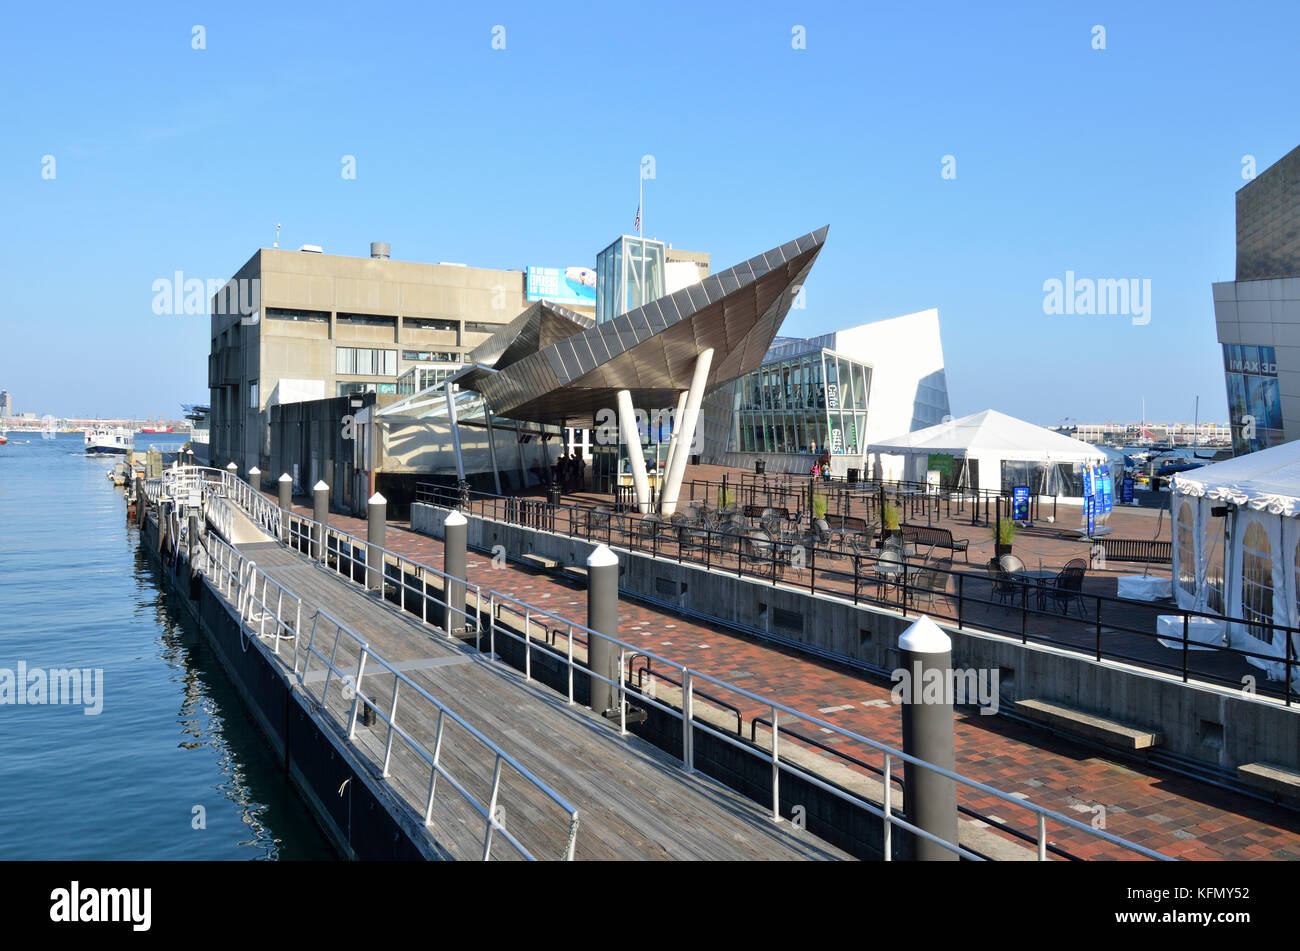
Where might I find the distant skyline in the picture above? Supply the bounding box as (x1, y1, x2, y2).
(3, 1, 1298, 424)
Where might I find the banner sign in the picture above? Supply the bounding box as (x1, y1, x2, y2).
(1121, 477, 1135, 505)
(927, 453, 953, 476)
(1012, 486, 1029, 521)
(1098, 464, 1113, 515)
(1086, 497, 1096, 536)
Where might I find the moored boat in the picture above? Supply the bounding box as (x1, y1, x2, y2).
(85, 427, 133, 455)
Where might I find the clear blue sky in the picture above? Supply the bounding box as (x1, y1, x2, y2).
(3, 0, 1297, 424)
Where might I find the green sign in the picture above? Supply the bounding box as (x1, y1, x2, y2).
(927, 453, 954, 476)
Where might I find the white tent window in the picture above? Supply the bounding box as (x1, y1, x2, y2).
(1205, 515, 1226, 614)
(1242, 518, 1274, 642)
(1176, 501, 1196, 597)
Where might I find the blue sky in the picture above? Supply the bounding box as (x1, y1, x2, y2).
(2, 0, 1297, 423)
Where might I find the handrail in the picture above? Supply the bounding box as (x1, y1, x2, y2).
(480, 585, 1170, 861)
(177, 468, 580, 860)
(218, 471, 1170, 860)
(411, 486, 1300, 703)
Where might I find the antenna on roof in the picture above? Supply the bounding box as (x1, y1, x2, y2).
(274, 222, 281, 248)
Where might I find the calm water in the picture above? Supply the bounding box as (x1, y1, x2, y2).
(0, 433, 336, 859)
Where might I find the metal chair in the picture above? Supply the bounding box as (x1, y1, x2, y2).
(1048, 558, 1090, 617)
(908, 557, 951, 610)
(986, 558, 1017, 608)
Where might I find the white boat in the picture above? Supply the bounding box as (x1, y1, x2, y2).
(85, 426, 133, 455)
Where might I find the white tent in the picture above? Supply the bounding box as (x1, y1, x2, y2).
(867, 409, 1106, 497)
(1172, 440, 1300, 681)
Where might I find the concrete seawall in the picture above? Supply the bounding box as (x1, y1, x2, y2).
(411, 502, 1300, 777)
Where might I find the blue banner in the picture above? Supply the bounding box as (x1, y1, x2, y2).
(1121, 477, 1135, 504)
(1099, 464, 1113, 515)
(1086, 497, 1096, 536)
(1083, 465, 1095, 499)
(526, 266, 597, 307)
(1012, 486, 1029, 521)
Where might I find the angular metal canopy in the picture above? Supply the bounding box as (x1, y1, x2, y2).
(467, 226, 828, 426)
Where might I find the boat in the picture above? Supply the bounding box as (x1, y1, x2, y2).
(84, 426, 133, 455)
(140, 426, 173, 434)
(0, 435, 7, 446)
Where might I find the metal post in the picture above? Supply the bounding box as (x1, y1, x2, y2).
(367, 492, 386, 593)
(659, 347, 715, 516)
(616, 389, 652, 514)
(278, 473, 292, 543)
(586, 544, 620, 716)
(312, 480, 329, 561)
(444, 510, 467, 634)
(898, 615, 958, 861)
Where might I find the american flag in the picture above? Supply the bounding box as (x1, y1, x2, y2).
(634, 204, 640, 232)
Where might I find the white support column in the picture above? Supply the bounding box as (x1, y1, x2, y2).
(443, 380, 466, 482)
(659, 390, 690, 493)
(658, 347, 714, 516)
(616, 389, 651, 514)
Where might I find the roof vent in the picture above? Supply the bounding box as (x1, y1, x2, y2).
(299, 244, 324, 253)
(370, 242, 390, 260)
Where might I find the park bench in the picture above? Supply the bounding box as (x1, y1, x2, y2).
(900, 523, 970, 562)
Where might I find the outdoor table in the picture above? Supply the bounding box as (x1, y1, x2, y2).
(874, 552, 907, 601)
(1156, 615, 1226, 650)
(1019, 569, 1057, 611)
(1117, 575, 1173, 602)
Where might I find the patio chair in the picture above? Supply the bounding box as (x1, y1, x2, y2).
(1048, 558, 1090, 618)
(985, 558, 1017, 609)
(742, 531, 780, 579)
(907, 557, 952, 611)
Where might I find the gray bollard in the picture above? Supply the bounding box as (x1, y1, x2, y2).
(248, 466, 261, 492)
(897, 614, 959, 860)
(586, 545, 620, 716)
(312, 480, 329, 562)
(443, 510, 467, 633)
(226, 461, 237, 477)
(278, 473, 292, 543)
(367, 492, 386, 593)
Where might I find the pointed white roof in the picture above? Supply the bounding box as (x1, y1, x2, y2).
(1173, 439, 1300, 516)
(868, 409, 1106, 462)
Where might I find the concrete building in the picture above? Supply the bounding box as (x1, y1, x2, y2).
(0, 390, 11, 418)
(208, 242, 554, 474)
(701, 309, 951, 478)
(1212, 143, 1300, 456)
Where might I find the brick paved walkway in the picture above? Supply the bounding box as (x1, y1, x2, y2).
(276, 493, 1300, 861)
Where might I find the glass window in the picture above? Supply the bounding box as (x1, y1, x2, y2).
(266, 307, 329, 323)
(404, 317, 457, 332)
(1205, 515, 1226, 614)
(1242, 519, 1274, 640)
(338, 312, 397, 328)
(248, 380, 259, 409)
(335, 347, 397, 376)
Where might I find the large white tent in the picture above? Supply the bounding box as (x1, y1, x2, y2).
(867, 409, 1106, 497)
(1172, 440, 1300, 681)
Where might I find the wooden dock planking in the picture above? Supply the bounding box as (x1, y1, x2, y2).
(232, 538, 852, 861)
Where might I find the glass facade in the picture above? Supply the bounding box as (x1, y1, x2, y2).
(595, 235, 666, 324)
(335, 347, 398, 376)
(396, 364, 462, 395)
(1224, 344, 1282, 455)
(731, 349, 871, 455)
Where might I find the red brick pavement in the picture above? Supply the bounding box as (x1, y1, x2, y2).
(278, 495, 1300, 861)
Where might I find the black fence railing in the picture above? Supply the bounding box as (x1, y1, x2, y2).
(412, 482, 1298, 703)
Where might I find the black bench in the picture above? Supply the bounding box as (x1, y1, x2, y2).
(901, 523, 970, 562)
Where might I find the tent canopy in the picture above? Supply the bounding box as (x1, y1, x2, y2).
(1173, 439, 1300, 517)
(868, 409, 1105, 462)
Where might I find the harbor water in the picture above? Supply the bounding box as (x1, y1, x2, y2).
(0, 433, 335, 859)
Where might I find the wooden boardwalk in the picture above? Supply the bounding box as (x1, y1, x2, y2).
(230, 538, 852, 861)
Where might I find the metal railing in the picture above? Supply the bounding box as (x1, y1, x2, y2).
(204, 480, 1171, 861)
(197, 520, 580, 861)
(475, 586, 1170, 860)
(412, 484, 1300, 703)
